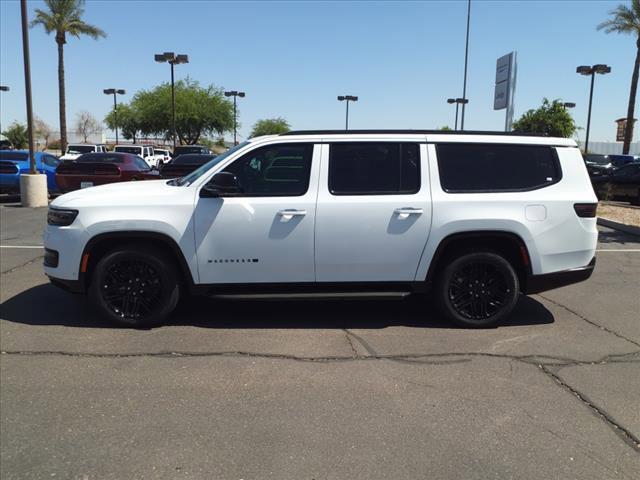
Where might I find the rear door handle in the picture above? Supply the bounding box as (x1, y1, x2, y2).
(277, 209, 307, 221)
(394, 207, 423, 219)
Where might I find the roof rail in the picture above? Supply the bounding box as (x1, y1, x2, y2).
(280, 129, 548, 137)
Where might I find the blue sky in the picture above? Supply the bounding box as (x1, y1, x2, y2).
(0, 0, 635, 142)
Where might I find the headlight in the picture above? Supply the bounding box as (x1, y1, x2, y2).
(47, 208, 78, 226)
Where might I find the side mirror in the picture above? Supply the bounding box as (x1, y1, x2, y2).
(200, 171, 240, 198)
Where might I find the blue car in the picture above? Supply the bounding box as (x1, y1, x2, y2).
(0, 150, 61, 194)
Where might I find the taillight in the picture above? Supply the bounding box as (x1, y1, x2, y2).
(574, 203, 597, 218)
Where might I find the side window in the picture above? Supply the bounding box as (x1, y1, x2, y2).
(222, 143, 313, 196)
(133, 156, 150, 170)
(42, 155, 60, 167)
(329, 143, 420, 195)
(436, 143, 561, 192)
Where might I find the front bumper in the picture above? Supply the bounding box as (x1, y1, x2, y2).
(525, 257, 596, 294)
(47, 275, 85, 294)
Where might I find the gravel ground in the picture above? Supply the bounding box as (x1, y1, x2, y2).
(598, 204, 640, 227)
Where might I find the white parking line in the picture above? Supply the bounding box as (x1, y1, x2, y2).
(0, 245, 44, 249)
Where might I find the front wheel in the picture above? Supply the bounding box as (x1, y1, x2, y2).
(435, 252, 519, 327)
(88, 245, 180, 327)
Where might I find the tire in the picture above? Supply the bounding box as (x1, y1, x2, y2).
(88, 245, 180, 327)
(435, 251, 519, 328)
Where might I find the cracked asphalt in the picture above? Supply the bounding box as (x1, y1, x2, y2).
(1, 203, 639, 479)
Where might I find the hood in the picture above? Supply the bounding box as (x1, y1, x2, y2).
(51, 179, 186, 208)
(60, 153, 82, 160)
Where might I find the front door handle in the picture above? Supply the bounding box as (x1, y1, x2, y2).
(394, 207, 423, 219)
(277, 209, 307, 221)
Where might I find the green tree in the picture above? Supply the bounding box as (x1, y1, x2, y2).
(130, 78, 233, 144)
(104, 103, 142, 143)
(250, 117, 291, 137)
(2, 122, 29, 149)
(31, 0, 106, 152)
(440, 126, 452, 131)
(512, 98, 577, 138)
(598, 0, 640, 154)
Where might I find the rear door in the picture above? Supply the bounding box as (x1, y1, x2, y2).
(315, 141, 432, 282)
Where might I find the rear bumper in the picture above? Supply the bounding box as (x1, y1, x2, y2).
(525, 257, 596, 294)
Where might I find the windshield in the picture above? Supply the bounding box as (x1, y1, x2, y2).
(174, 142, 248, 186)
(584, 154, 609, 165)
(173, 154, 216, 165)
(115, 146, 142, 154)
(175, 146, 206, 155)
(67, 145, 95, 154)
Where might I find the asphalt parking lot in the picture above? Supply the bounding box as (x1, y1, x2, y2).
(1, 201, 639, 479)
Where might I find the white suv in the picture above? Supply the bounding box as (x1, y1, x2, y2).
(44, 131, 598, 327)
(60, 144, 107, 161)
(113, 145, 158, 167)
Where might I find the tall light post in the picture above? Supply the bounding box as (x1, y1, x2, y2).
(0, 86, 9, 134)
(103, 88, 125, 145)
(576, 64, 611, 153)
(337, 95, 358, 130)
(154, 52, 189, 149)
(460, 0, 471, 130)
(447, 97, 469, 131)
(224, 90, 245, 145)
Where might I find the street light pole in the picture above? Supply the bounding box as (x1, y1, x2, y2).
(103, 88, 125, 145)
(460, 0, 471, 130)
(337, 95, 358, 130)
(577, 64, 611, 154)
(224, 90, 246, 145)
(155, 52, 189, 149)
(447, 98, 469, 131)
(0, 86, 9, 134)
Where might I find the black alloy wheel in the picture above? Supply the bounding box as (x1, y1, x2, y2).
(436, 252, 519, 327)
(89, 245, 180, 327)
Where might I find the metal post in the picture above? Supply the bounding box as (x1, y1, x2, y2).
(112, 93, 117, 144)
(233, 95, 237, 145)
(20, 0, 36, 174)
(345, 100, 350, 130)
(585, 71, 595, 154)
(460, 0, 471, 131)
(454, 103, 459, 131)
(170, 62, 176, 148)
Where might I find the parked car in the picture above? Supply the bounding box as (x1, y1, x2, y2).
(0, 150, 60, 193)
(583, 153, 613, 178)
(55, 152, 159, 193)
(173, 145, 210, 158)
(44, 130, 597, 328)
(592, 162, 640, 204)
(159, 153, 216, 178)
(113, 145, 159, 168)
(608, 154, 640, 168)
(154, 148, 172, 164)
(60, 144, 108, 161)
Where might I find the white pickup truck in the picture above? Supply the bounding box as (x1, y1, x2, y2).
(60, 144, 108, 161)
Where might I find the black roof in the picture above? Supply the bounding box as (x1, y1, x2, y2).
(280, 129, 547, 137)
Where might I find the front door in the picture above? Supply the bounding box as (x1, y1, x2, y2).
(194, 142, 319, 284)
(315, 142, 432, 282)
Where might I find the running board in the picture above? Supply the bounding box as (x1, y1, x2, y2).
(210, 291, 412, 300)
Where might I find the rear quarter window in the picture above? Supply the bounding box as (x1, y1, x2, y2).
(436, 143, 561, 193)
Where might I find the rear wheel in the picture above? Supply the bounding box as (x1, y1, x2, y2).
(88, 245, 180, 327)
(435, 252, 519, 327)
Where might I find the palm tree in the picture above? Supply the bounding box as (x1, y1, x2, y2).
(598, 0, 640, 154)
(31, 0, 105, 152)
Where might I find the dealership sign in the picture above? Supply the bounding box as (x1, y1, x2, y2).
(494, 52, 517, 130)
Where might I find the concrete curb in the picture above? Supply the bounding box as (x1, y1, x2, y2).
(597, 217, 640, 237)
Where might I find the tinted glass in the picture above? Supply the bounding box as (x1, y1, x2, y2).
(173, 154, 215, 165)
(175, 146, 205, 155)
(177, 142, 248, 186)
(329, 143, 420, 195)
(0, 152, 28, 161)
(132, 156, 151, 170)
(42, 155, 60, 167)
(223, 143, 313, 196)
(67, 145, 95, 154)
(76, 153, 125, 163)
(115, 146, 143, 155)
(436, 143, 561, 192)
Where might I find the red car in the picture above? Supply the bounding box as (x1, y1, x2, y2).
(56, 152, 159, 193)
